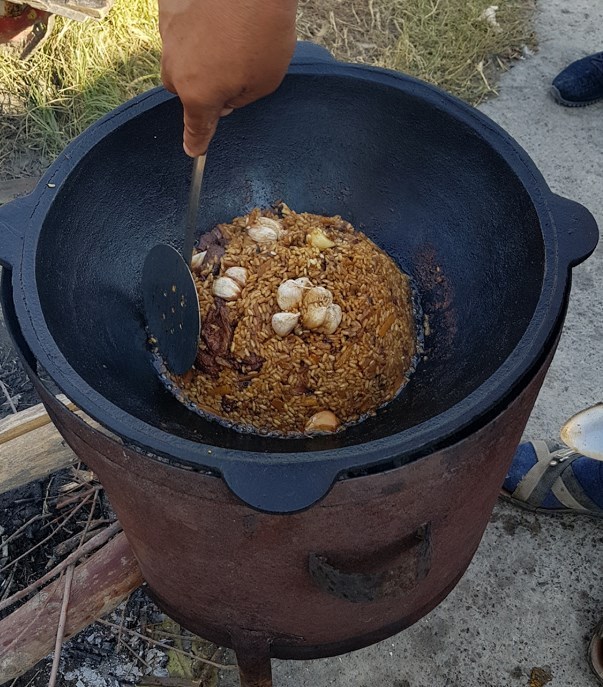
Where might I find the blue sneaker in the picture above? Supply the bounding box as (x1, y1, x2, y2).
(501, 440, 603, 517)
(551, 52, 603, 107)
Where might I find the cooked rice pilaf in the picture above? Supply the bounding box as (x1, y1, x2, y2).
(168, 204, 418, 436)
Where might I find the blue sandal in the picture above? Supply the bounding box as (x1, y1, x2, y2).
(501, 440, 603, 517)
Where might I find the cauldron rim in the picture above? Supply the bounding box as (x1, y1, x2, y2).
(2, 53, 597, 512)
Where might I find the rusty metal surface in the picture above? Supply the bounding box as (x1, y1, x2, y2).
(234, 633, 273, 687)
(0, 4, 47, 43)
(30, 324, 559, 668)
(308, 522, 432, 603)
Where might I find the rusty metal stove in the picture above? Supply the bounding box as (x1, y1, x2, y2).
(3, 275, 563, 686)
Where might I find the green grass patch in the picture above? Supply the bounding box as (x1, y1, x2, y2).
(0, 0, 534, 178)
(0, 0, 161, 175)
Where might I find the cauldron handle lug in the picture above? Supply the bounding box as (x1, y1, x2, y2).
(308, 522, 432, 603)
(550, 193, 599, 268)
(220, 460, 339, 513)
(0, 195, 32, 269)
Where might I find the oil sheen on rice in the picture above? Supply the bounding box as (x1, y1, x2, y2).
(165, 203, 419, 437)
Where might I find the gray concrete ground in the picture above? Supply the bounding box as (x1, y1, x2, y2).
(1, 0, 602, 685)
(233, 1, 603, 686)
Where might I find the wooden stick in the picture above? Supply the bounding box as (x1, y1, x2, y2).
(54, 523, 102, 558)
(0, 532, 143, 684)
(0, 491, 93, 575)
(0, 417, 77, 497)
(120, 637, 153, 672)
(0, 398, 110, 497)
(0, 521, 122, 613)
(48, 565, 74, 687)
(0, 380, 18, 415)
(2, 514, 51, 548)
(0, 396, 76, 444)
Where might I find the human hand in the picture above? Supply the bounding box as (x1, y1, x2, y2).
(158, 0, 298, 156)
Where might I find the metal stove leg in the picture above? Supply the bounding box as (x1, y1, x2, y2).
(234, 634, 273, 687)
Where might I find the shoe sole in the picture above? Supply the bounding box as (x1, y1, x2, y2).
(550, 85, 603, 107)
(499, 488, 603, 519)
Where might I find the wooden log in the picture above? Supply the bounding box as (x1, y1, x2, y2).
(0, 397, 112, 496)
(22, 0, 113, 21)
(0, 397, 78, 496)
(0, 531, 143, 684)
(0, 395, 76, 444)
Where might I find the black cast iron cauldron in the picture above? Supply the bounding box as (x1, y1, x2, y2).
(0, 41, 598, 686)
(0, 43, 598, 512)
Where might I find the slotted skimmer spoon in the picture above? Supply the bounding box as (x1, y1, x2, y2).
(142, 154, 206, 375)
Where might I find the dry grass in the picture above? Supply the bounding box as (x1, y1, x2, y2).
(297, 0, 536, 100)
(0, 0, 535, 179)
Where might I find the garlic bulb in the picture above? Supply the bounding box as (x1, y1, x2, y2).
(294, 277, 313, 289)
(248, 225, 278, 243)
(277, 279, 306, 311)
(272, 312, 300, 337)
(302, 305, 327, 330)
(319, 303, 343, 335)
(307, 227, 335, 250)
(247, 217, 284, 243)
(224, 266, 247, 287)
(302, 286, 333, 330)
(190, 251, 207, 272)
(258, 217, 283, 233)
(212, 276, 241, 301)
(304, 286, 333, 308)
(305, 410, 340, 433)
